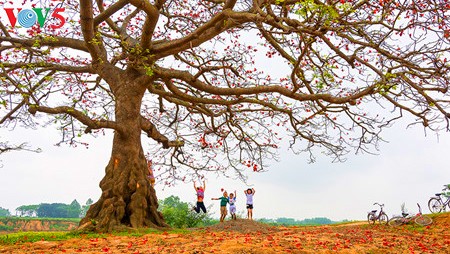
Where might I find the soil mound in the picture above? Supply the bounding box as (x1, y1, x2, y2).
(201, 219, 278, 233)
(431, 212, 450, 227)
(0, 219, 77, 232)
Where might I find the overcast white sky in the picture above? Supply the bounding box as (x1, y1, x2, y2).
(0, 0, 449, 222)
(1, 118, 449, 221)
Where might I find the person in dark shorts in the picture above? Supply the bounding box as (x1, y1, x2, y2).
(244, 188, 255, 220)
(193, 181, 207, 213)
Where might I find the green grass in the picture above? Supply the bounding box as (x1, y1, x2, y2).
(0, 227, 192, 245)
(0, 231, 76, 245)
(330, 220, 362, 226)
(0, 224, 14, 231)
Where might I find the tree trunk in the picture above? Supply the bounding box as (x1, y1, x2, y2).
(79, 72, 167, 232)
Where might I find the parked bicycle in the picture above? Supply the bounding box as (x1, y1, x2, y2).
(428, 184, 450, 213)
(388, 203, 432, 227)
(367, 202, 388, 225)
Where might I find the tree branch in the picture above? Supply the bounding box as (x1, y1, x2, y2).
(1, 62, 93, 74)
(140, 116, 184, 149)
(0, 141, 41, 155)
(27, 105, 124, 134)
(153, 66, 375, 104)
(0, 36, 88, 53)
(151, 9, 232, 59)
(128, 0, 160, 50)
(94, 0, 130, 26)
(80, 0, 107, 63)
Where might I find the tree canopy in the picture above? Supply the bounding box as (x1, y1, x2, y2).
(1, 0, 449, 231)
(37, 201, 81, 218)
(80, 198, 94, 218)
(15, 199, 91, 218)
(15, 204, 39, 217)
(0, 207, 11, 217)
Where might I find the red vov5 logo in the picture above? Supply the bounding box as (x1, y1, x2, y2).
(3, 1, 65, 29)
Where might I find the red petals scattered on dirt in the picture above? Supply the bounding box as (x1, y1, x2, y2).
(3, 215, 450, 253)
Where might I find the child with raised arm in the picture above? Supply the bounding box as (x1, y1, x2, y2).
(212, 191, 228, 222)
(228, 190, 237, 220)
(193, 181, 207, 213)
(244, 188, 255, 220)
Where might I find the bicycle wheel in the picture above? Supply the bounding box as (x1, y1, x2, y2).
(428, 198, 443, 213)
(415, 215, 433, 226)
(388, 216, 404, 227)
(378, 213, 389, 225)
(367, 213, 376, 224)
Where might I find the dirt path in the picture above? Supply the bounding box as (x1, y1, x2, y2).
(1, 215, 450, 253)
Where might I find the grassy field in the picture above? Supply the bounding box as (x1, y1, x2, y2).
(0, 213, 449, 253)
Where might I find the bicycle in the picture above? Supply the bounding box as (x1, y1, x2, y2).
(367, 202, 388, 225)
(388, 203, 432, 227)
(428, 184, 450, 213)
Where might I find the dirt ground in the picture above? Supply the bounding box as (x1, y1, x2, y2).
(1, 214, 450, 253)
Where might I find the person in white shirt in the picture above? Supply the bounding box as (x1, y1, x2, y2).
(244, 188, 255, 220)
(228, 190, 237, 220)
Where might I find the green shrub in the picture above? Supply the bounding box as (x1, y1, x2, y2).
(159, 195, 216, 228)
(0, 224, 14, 231)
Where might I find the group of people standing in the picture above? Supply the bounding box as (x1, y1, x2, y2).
(193, 181, 256, 222)
(148, 161, 257, 222)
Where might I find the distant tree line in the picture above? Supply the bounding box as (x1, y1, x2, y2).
(4, 196, 343, 227)
(258, 217, 337, 226)
(3, 196, 213, 227)
(14, 199, 93, 218)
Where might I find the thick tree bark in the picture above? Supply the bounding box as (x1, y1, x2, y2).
(79, 71, 167, 232)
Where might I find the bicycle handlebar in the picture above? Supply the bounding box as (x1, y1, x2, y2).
(373, 202, 384, 207)
(417, 203, 422, 214)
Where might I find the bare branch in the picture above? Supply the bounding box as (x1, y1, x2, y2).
(27, 105, 123, 134)
(0, 141, 41, 155)
(140, 116, 184, 149)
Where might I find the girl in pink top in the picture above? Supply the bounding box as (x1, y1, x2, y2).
(193, 181, 207, 213)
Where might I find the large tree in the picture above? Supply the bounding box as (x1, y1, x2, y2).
(1, 0, 449, 231)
